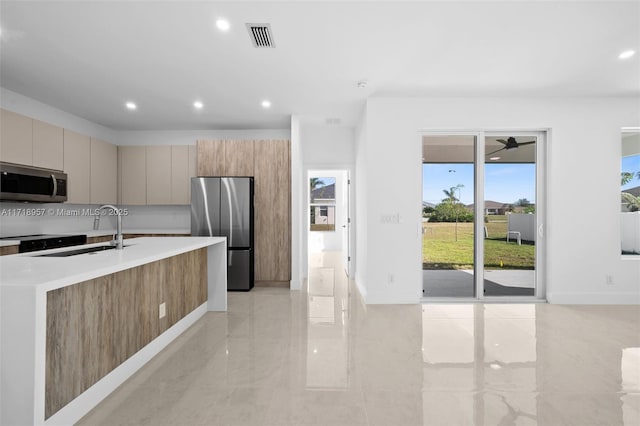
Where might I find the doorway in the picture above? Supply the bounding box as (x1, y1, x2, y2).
(307, 169, 352, 278)
(421, 131, 546, 300)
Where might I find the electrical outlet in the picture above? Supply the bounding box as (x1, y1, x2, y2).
(605, 275, 614, 285)
(159, 302, 166, 319)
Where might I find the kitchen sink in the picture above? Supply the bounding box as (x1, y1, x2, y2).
(36, 244, 127, 257)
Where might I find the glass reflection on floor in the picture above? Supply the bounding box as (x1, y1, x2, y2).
(306, 252, 350, 390)
(422, 304, 538, 424)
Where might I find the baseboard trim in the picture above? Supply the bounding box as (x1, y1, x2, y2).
(547, 292, 640, 304)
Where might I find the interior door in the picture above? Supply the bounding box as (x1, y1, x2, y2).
(341, 171, 351, 277)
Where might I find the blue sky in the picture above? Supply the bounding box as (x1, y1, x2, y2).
(423, 163, 536, 205)
(313, 177, 335, 187)
(622, 154, 640, 191)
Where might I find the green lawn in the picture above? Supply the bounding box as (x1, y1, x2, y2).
(423, 217, 535, 270)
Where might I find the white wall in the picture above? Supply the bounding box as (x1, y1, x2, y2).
(356, 97, 640, 304)
(354, 110, 368, 300)
(301, 124, 355, 164)
(290, 116, 303, 290)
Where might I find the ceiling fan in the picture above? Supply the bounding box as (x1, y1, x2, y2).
(486, 137, 535, 156)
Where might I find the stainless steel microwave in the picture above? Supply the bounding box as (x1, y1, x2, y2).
(0, 162, 68, 202)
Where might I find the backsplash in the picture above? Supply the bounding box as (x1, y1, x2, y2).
(0, 202, 190, 237)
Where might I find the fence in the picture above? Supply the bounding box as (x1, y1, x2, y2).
(621, 212, 640, 254)
(508, 213, 536, 242)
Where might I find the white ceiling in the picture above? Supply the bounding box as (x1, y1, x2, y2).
(1, 1, 638, 131)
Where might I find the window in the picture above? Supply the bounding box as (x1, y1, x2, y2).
(310, 177, 336, 231)
(621, 130, 640, 255)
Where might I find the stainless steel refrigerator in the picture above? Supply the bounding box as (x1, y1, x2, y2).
(191, 177, 254, 291)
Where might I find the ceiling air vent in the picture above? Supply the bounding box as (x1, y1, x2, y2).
(246, 23, 275, 48)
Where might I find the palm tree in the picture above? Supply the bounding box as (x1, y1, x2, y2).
(442, 184, 464, 203)
(622, 192, 640, 212)
(310, 178, 324, 191)
(621, 171, 640, 186)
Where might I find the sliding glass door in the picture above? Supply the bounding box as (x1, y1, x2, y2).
(422, 135, 477, 297)
(422, 131, 545, 300)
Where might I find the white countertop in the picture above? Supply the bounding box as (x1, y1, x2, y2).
(0, 236, 225, 291)
(0, 240, 19, 247)
(82, 228, 190, 238)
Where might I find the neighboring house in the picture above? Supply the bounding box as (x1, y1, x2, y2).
(466, 200, 513, 215)
(311, 184, 336, 225)
(311, 183, 335, 203)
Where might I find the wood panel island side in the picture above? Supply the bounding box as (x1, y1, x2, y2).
(0, 236, 227, 425)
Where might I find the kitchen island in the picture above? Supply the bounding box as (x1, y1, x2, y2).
(0, 236, 227, 425)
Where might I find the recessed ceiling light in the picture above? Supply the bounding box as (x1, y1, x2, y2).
(490, 156, 501, 161)
(261, 100, 271, 108)
(216, 18, 230, 32)
(619, 50, 636, 60)
(125, 101, 137, 110)
(193, 101, 204, 109)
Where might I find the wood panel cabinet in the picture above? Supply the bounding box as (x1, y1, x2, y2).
(196, 138, 291, 283)
(118, 146, 147, 205)
(225, 140, 254, 176)
(254, 139, 291, 282)
(33, 120, 63, 170)
(0, 109, 33, 165)
(86, 235, 113, 244)
(90, 138, 117, 204)
(0, 245, 19, 256)
(45, 249, 207, 419)
(63, 130, 91, 204)
(196, 140, 224, 176)
(146, 146, 172, 204)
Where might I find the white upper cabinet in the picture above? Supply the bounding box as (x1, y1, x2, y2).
(33, 119, 64, 170)
(146, 146, 172, 205)
(1, 109, 33, 165)
(90, 138, 117, 204)
(63, 130, 91, 204)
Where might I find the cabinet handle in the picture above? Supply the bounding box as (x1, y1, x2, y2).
(51, 174, 57, 197)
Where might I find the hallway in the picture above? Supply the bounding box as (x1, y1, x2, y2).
(80, 253, 640, 425)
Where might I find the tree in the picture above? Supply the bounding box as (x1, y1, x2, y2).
(422, 206, 435, 217)
(310, 178, 324, 191)
(622, 192, 640, 212)
(515, 198, 531, 207)
(621, 171, 640, 186)
(443, 184, 464, 203)
(621, 170, 640, 212)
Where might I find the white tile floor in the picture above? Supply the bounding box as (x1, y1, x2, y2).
(79, 252, 640, 425)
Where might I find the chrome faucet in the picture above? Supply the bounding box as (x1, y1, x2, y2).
(98, 204, 124, 249)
